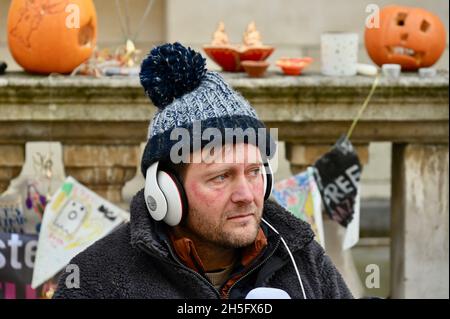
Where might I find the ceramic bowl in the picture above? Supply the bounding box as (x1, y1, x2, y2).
(241, 60, 270, 77)
(276, 57, 313, 75)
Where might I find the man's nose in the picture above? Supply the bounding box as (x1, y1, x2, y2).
(230, 175, 254, 203)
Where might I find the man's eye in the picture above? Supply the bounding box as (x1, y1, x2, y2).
(250, 168, 261, 176)
(212, 174, 227, 182)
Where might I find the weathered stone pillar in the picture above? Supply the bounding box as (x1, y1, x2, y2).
(0, 144, 25, 194)
(391, 144, 449, 299)
(285, 142, 369, 175)
(63, 144, 141, 206)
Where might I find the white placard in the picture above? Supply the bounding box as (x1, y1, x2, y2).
(31, 176, 129, 289)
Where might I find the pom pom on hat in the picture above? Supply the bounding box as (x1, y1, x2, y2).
(139, 42, 207, 109)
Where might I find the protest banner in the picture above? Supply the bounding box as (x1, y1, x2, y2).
(31, 176, 129, 289)
(0, 232, 39, 299)
(313, 135, 362, 227)
(272, 167, 325, 248)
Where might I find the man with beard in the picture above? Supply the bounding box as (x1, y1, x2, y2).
(53, 43, 352, 299)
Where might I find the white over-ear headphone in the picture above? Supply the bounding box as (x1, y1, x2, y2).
(144, 160, 274, 226)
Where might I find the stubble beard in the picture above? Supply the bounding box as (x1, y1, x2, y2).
(185, 205, 263, 249)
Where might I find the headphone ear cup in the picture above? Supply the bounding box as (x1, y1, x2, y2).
(158, 170, 188, 226)
(144, 162, 168, 221)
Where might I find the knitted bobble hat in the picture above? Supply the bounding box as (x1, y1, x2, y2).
(139, 42, 275, 176)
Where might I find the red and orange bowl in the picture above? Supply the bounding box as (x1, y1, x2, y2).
(203, 45, 274, 72)
(276, 57, 313, 75)
(241, 60, 270, 78)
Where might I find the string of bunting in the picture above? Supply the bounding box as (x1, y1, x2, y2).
(346, 73, 381, 139)
(313, 73, 380, 227)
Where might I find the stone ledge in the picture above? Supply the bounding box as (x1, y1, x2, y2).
(0, 71, 448, 144)
(1, 70, 448, 88)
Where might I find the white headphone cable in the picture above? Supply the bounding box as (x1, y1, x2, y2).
(261, 218, 307, 299)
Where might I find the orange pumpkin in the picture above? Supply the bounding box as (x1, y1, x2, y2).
(7, 0, 97, 74)
(365, 5, 446, 70)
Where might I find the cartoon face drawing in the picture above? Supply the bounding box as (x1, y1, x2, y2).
(53, 200, 87, 235)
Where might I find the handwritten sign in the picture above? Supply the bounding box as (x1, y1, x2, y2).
(0, 181, 51, 235)
(0, 196, 26, 234)
(313, 136, 362, 227)
(31, 176, 129, 289)
(272, 167, 325, 248)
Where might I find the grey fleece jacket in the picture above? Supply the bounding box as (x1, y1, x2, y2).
(53, 189, 353, 299)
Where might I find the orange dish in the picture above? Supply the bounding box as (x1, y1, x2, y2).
(276, 57, 313, 75)
(203, 45, 274, 72)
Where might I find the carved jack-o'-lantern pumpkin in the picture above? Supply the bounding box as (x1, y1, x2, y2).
(365, 5, 446, 70)
(7, 0, 97, 74)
